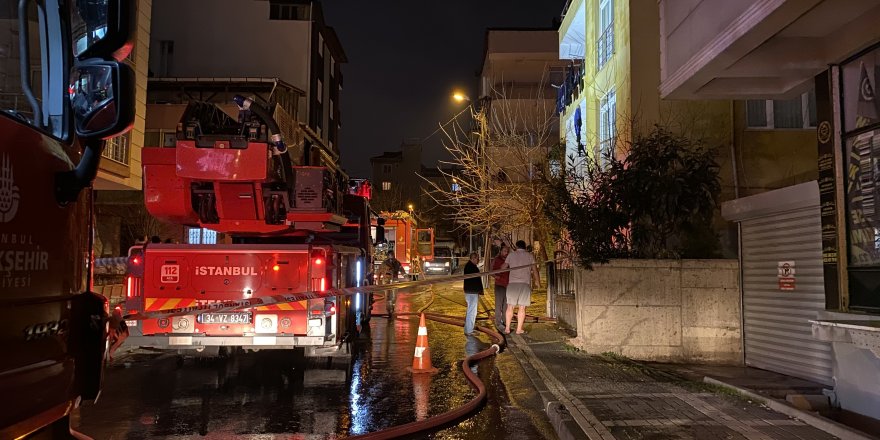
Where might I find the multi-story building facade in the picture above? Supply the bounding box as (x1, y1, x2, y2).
(142, 0, 345, 245)
(479, 28, 566, 248)
(558, 0, 737, 256)
(149, 0, 344, 159)
(658, 0, 880, 421)
(369, 140, 463, 244)
(370, 139, 425, 212)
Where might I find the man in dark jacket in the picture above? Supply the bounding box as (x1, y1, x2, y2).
(463, 252, 483, 335)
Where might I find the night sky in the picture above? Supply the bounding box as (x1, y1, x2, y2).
(321, 1, 566, 178)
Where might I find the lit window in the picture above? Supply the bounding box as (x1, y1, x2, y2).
(187, 228, 217, 244)
(382, 181, 391, 191)
(451, 182, 461, 192)
(746, 90, 817, 129)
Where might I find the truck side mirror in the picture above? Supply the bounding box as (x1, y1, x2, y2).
(374, 217, 386, 244)
(69, 60, 135, 139)
(375, 225, 386, 244)
(57, 60, 135, 203)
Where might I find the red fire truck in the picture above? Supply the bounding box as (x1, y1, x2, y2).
(373, 210, 434, 279)
(0, 1, 136, 437)
(123, 95, 374, 358)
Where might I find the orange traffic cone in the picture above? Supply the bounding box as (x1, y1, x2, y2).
(408, 313, 438, 374)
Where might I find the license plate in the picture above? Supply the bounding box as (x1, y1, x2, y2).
(197, 313, 251, 324)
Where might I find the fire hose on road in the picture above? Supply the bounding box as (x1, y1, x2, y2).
(347, 310, 505, 440)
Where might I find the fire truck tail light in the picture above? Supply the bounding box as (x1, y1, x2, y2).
(314, 258, 323, 266)
(126, 276, 133, 298)
(325, 301, 336, 315)
(320, 277, 326, 291)
(131, 256, 140, 265)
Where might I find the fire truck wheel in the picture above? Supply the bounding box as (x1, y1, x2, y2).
(175, 355, 185, 368)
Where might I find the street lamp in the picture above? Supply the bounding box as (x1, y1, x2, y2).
(452, 92, 469, 103)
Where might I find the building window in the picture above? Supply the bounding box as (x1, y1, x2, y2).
(187, 227, 217, 245)
(269, 1, 309, 20)
(746, 90, 817, 129)
(382, 181, 391, 191)
(599, 89, 616, 165)
(144, 129, 177, 148)
(157, 40, 173, 77)
(451, 182, 461, 192)
(382, 164, 392, 174)
(317, 79, 323, 103)
(597, 0, 614, 69)
(102, 133, 130, 165)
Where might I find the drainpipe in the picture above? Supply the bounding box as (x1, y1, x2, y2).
(730, 101, 739, 200)
(730, 100, 745, 365)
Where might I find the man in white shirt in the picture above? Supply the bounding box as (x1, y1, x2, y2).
(502, 240, 540, 334)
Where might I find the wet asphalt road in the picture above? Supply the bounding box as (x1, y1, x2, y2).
(74, 284, 554, 439)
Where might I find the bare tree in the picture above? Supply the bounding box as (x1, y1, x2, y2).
(421, 79, 559, 263)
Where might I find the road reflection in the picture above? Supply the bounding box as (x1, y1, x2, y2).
(75, 287, 547, 439)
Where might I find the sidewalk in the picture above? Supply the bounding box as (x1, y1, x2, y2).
(502, 322, 860, 440)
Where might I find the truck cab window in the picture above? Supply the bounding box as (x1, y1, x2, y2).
(0, 0, 67, 138)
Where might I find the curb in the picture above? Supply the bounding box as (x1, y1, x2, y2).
(703, 377, 878, 440)
(505, 334, 605, 440)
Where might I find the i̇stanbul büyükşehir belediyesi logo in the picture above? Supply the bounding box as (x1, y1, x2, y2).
(0, 154, 20, 223)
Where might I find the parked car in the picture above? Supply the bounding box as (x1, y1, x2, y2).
(423, 247, 455, 275)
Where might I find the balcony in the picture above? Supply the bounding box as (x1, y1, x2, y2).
(660, 0, 880, 100)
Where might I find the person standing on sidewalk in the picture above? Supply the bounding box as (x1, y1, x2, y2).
(503, 240, 539, 335)
(491, 244, 510, 331)
(463, 252, 484, 336)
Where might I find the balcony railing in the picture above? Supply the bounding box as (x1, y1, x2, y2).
(597, 23, 614, 69)
(556, 63, 585, 114)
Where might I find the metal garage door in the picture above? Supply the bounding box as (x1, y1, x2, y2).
(725, 182, 833, 385)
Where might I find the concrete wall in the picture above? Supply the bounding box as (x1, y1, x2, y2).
(572, 259, 743, 364)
